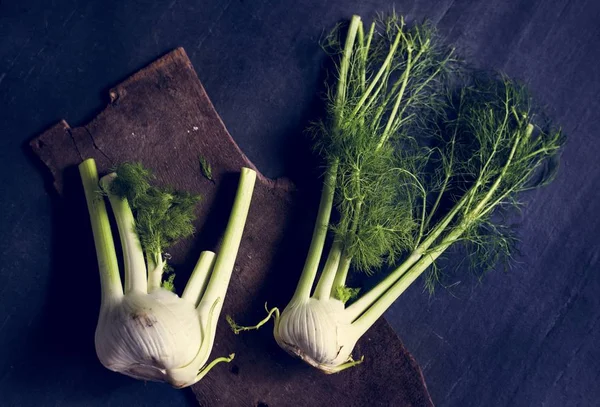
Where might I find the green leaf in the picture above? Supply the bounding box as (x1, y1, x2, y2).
(333, 285, 361, 304)
(162, 272, 176, 292)
(198, 156, 213, 181)
(110, 162, 201, 256)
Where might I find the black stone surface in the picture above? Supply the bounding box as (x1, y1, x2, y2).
(1, 1, 598, 406)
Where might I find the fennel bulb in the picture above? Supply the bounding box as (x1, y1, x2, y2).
(229, 14, 564, 373)
(79, 158, 256, 387)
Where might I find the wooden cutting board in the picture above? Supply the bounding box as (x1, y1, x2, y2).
(30, 47, 433, 407)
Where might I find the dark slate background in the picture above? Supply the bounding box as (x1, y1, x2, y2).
(1, 0, 598, 406)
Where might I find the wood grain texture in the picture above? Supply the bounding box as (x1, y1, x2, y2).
(30, 48, 433, 407)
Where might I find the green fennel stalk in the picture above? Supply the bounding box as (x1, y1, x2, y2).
(228, 13, 564, 373)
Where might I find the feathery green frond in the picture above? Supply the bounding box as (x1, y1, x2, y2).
(109, 162, 201, 256)
(415, 75, 565, 287)
(312, 14, 456, 273)
(162, 272, 176, 292)
(334, 285, 361, 304)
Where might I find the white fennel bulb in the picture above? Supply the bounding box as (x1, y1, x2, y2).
(80, 158, 256, 387)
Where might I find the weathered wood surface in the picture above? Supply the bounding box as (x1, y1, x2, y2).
(30, 48, 433, 407)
